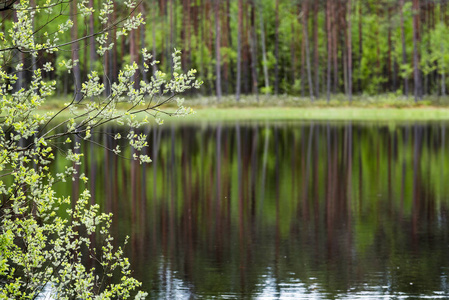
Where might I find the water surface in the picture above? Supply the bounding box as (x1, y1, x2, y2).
(56, 121, 449, 299)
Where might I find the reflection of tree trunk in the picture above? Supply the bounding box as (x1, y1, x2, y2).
(72, 135, 81, 205)
(169, 126, 176, 255)
(303, 123, 314, 219)
(104, 130, 111, 213)
(271, 125, 280, 294)
(236, 123, 245, 292)
(140, 128, 149, 233)
(215, 125, 222, 261)
(131, 147, 137, 226)
(89, 137, 96, 206)
(358, 127, 363, 209)
(346, 122, 352, 222)
(313, 127, 319, 224)
(327, 123, 332, 207)
(259, 125, 269, 217)
(388, 130, 392, 199)
(400, 127, 409, 219)
(216, 125, 222, 210)
(152, 126, 162, 245)
(442, 125, 446, 197)
(250, 127, 258, 219)
(412, 124, 421, 243)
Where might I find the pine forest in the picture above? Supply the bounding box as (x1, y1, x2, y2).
(2, 0, 448, 102)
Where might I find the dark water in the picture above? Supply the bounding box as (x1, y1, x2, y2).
(55, 121, 449, 299)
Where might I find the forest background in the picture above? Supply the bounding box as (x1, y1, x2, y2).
(3, 0, 449, 106)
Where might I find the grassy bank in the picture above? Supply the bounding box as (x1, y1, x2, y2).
(187, 107, 449, 122)
(37, 94, 449, 123)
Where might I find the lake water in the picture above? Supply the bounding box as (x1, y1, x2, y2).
(55, 121, 449, 299)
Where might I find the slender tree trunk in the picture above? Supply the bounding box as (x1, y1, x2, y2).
(71, 0, 82, 101)
(110, 1, 117, 86)
(412, 0, 421, 102)
(313, 0, 320, 98)
(327, 0, 332, 102)
(303, 1, 314, 101)
(274, 0, 280, 94)
(30, 0, 37, 77)
(301, 11, 306, 97)
(332, 1, 338, 93)
(186, 0, 191, 69)
(291, 18, 296, 87)
(140, 3, 147, 83)
(387, 7, 393, 91)
(400, 0, 409, 98)
(224, 0, 232, 94)
(199, 0, 204, 83)
(215, 0, 222, 100)
(442, 42, 446, 96)
(347, 0, 353, 102)
(170, 0, 174, 72)
(223, 0, 229, 94)
(250, 0, 259, 101)
(358, 0, 362, 92)
(130, 8, 138, 88)
(152, 3, 158, 75)
(242, 1, 250, 94)
(89, 0, 95, 73)
(13, 12, 24, 91)
(236, 0, 243, 101)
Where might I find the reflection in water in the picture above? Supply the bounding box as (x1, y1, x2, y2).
(54, 121, 449, 299)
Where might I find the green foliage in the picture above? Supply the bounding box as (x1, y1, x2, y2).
(0, 0, 201, 298)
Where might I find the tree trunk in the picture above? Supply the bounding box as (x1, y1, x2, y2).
(274, 0, 280, 95)
(215, 0, 222, 100)
(303, 1, 314, 101)
(412, 0, 421, 102)
(250, 0, 259, 101)
(400, 0, 409, 98)
(313, 0, 320, 98)
(170, 0, 174, 72)
(358, 0, 362, 92)
(326, 0, 332, 102)
(236, 0, 243, 101)
(332, 1, 338, 93)
(89, 0, 95, 73)
(301, 6, 306, 97)
(152, 3, 158, 75)
(71, 0, 82, 101)
(291, 18, 296, 87)
(347, 0, 353, 103)
(140, 3, 147, 83)
(129, 7, 138, 89)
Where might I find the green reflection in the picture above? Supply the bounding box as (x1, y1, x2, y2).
(51, 121, 449, 299)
